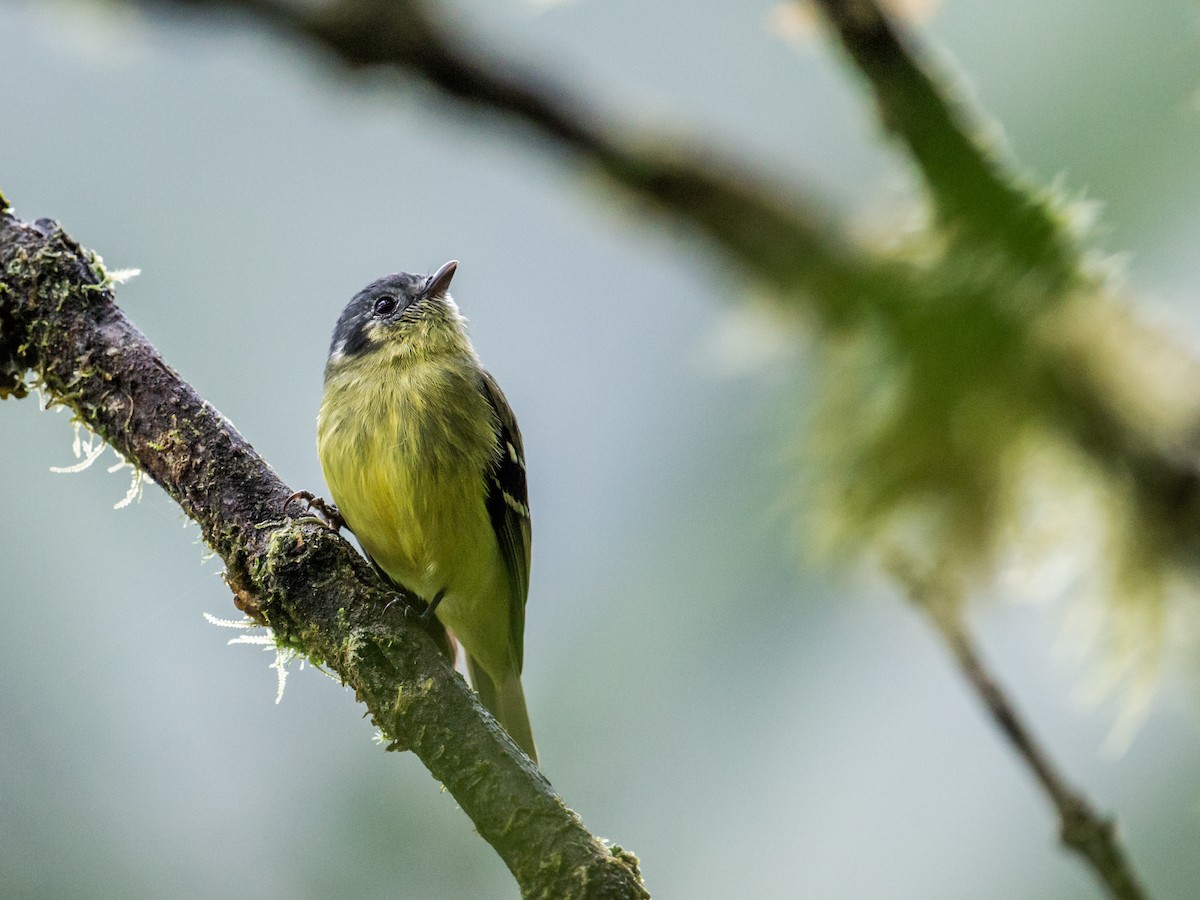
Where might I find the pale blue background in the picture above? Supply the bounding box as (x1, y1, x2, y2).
(3, 1, 1200, 897)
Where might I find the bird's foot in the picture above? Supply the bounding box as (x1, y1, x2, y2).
(385, 589, 444, 622)
(383, 591, 427, 619)
(285, 490, 347, 532)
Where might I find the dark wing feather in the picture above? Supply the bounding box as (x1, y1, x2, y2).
(479, 370, 532, 672)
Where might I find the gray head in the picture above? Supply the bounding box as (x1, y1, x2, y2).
(327, 260, 459, 363)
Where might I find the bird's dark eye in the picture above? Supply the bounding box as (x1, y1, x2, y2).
(373, 295, 399, 317)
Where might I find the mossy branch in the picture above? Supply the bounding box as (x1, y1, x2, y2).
(810, 0, 1077, 276)
(0, 193, 648, 900)
(139, 0, 893, 313)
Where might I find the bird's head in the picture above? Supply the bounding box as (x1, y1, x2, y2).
(326, 260, 467, 373)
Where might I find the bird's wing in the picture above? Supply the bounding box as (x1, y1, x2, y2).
(479, 369, 532, 672)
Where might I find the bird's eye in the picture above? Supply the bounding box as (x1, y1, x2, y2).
(373, 295, 399, 317)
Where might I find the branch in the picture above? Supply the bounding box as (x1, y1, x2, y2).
(809, 0, 1076, 276)
(941, 626, 1147, 900)
(0, 193, 648, 900)
(145, 0, 1071, 284)
(896, 567, 1149, 900)
(137, 0, 891, 318)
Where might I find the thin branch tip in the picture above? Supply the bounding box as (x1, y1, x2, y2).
(908, 587, 1149, 900)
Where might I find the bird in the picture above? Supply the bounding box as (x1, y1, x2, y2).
(314, 260, 536, 763)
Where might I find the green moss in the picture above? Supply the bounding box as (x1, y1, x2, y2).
(392, 677, 434, 718)
(0, 377, 29, 400)
(608, 845, 641, 873)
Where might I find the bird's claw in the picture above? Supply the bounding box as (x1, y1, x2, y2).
(285, 490, 346, 532)
(382, 590, 443, 622)
(382, 592, 424, 619)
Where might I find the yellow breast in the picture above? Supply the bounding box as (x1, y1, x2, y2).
(316, 347, 501, 609)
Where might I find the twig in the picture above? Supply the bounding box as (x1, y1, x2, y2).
(0, 194, 648, 900)
(942, 625, 1148, 900)
(809, 0, 1076, 276)
(901, 571, 1149, 900)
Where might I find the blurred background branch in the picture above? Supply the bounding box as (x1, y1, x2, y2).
(895, 561, 1148, 900)
(938, 620, 1147, 900)
(811, 0, 1076, 274)
(143, 0, 890, 306)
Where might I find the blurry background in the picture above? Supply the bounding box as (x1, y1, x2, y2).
(3, 0, 1200, 897)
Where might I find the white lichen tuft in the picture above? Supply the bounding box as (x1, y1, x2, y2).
(50, 424, 106, 475)
(107, 452, 144, 509)
(50, 437, 106, 473)
(205, 613, 303, 704)
(105, 267, 141, 285)
(227, 633, 276, 646)
(50, 420, 148, 508)
(269, 646, 302, 704)
(202, 612, 257, 629)
(85, 246, 142, 289)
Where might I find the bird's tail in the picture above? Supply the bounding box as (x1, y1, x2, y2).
(467, 655, 538, 764)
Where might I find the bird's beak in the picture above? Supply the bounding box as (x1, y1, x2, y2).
(422, 260, 458, 300)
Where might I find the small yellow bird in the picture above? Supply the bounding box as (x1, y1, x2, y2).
(315, 261, 536, 762)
